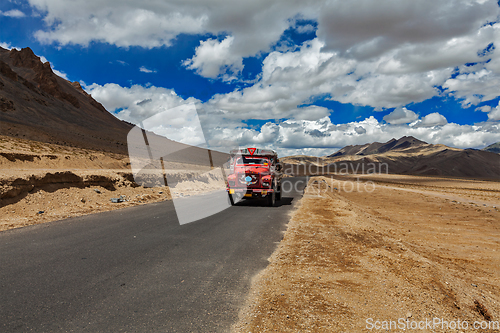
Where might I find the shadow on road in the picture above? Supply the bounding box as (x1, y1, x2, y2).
(233, 197, 294, 207)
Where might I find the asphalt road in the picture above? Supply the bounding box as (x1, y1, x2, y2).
(0, 177, 307, 332)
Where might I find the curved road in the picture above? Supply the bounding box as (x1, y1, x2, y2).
(0, 177, 306, 332)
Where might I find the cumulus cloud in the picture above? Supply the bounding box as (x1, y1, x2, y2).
(207, 38, 452, 116)
(35, 0, 500, 155)
(485, 101, 500, 120)
(476, 105, 492, 113)
(206, 115, 500, 156)
(316, 0, 498, 58)
(443, 68, 500, 106)
(28, 0, 302, 51)
(0, 9, 26, 18)
(489, 108, 500, 120)
(354, 126, 367, 134)
(33, 7, 205, 48)
(85, 83, 200, 125)
(418, 112, 448, 127)
(208, 39, 348, 118)
(28, 0, 500, 79)
(440, 25, 500, 106)
(24, 0, 500, 118)
(87, 82, 500, 156)
(383, 107, 419, 125)
(183, 36, 243, 80)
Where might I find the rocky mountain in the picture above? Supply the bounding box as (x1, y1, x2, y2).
(282, 136, 500, 179)
(482, 142, 500, 154)
(0, 46, 133, 154)
(328, 136, 429, 157)
(0, 46, 229, 167)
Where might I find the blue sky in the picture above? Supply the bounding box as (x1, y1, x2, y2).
(1, 0, 500, 156)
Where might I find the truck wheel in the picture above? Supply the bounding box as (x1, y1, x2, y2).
(228, 193, 235, 206)
(267, 190, 276, 207)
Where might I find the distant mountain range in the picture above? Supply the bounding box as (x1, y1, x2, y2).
(282, 136, 500, 179)
(328, 136, 430, 157)
(482, 142, 500, 154)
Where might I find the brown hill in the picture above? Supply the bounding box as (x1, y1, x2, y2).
(282, 137, 500, 179)
(0, 46, 133, 154)
(328, 136, 429, 157)
(0, 46, 230, 166)
(482, 142, 500, 154)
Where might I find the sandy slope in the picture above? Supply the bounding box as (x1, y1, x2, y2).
(0, 136, 226, 231)
(233, 175, 500, 332)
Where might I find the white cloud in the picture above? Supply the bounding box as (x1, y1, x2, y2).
(35, 0, 500, 154)
(476, 105, 492, 112)
(0, 42, 20, 50)
(488, 108, 500, 120)
(208, 39, 349, 118)
(207, 38, 452, 117)
(53, 69, 69, 80)
(439, 24, 500, 106)
(26, 0, 500, 109)
(291, 106, 331, 121)
(183, 36, 243, 80)
(0, 9, 26, 18)
(316, 0, 498, 59)
(418, 112, 448, 127)
(28, 0, 303, 52)
(443, 69, 500, 106)
(383, 107, 419, 125)
(295, 24, 316, 34)
(33, 6, 206, 48)
(139, 66, 157, 73)
(486, 101, 500, 120)
(87, 82, 500, 156)
(206, 115, 500, 156)
(28, 0, 499, 58)
(85, 83, 200, 125)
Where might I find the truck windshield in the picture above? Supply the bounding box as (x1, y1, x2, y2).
(235, 157, 269, 166)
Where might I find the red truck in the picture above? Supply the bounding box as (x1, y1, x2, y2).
(226, 148, 282, 206)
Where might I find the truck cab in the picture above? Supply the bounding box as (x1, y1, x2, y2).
(226, 148, 282, 206)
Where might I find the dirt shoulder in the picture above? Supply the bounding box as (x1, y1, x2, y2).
(233, 175, 500, 332)
(0, 136, 225, 231)
(0, 182, 170, 231)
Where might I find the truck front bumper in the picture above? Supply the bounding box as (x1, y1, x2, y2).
(227, 188, 274, 195)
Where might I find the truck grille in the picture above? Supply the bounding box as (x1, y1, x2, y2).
(238, 173, 259, 186)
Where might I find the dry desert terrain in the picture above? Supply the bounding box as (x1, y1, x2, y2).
(0, 135, 225, 231)
(233, 174, 500, 332)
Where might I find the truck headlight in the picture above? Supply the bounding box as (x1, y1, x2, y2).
(262, 181, 270, 187)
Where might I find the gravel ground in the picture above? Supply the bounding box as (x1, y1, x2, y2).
(233, 175, 500, 332)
